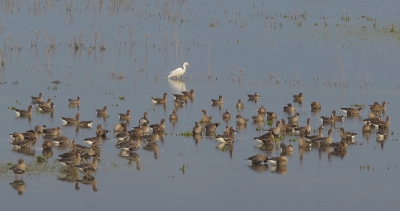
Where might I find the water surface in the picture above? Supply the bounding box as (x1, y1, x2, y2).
(1, 1, 400, 210)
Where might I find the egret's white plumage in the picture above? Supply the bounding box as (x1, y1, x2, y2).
(168, 62, 191, 79)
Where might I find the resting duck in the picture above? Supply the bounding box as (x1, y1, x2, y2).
(150, 119, 166, 132)
(95, 106, 108, 116)
(43, 127, 61, 136)
(34, 125, 46, 133)
(369, 101, 386, 112)
(60, 114, 80, 125)
(139, 112, 149, 125)
(235, 115, 248, 125)
(246, 93, 260, 100)
(82, 134, 103, 147)
(283, 103, 296, 112)
(172, 92, 189, 100)
(304, 125, 324, 141)
(236, 99, 244, 109)
(311, 101, 321, 109)
(340, 106, 363, 115)
(205, 123, 220, 133)
(190, 122, 201, 135)
(42, 140, 53, 150)
(36, 97, 52, 109)
(339, 127, 358, 140)
(11, 138, 35, 148)
(51, 135, 69, 145)
(253, 132, 275, 144)
(69, 114, 95, 127)
(331, 110, 345, 121)
(143, 127, 160, 144)
(10, 159, 26, 180)
(287, 113, 300, 124)
(252, 110, 264, 122)
(313, 129, 334, 146)
(96, 124, 109, 138)
(31, 92, 44, 103)
(57, 151, 81, 167)
(181, 89, 195, 99)
(74, 156, 99, 175)
(267, 121, 281, 137)
(151, 92, 168, 104)
(294, 118, 311, 135)
(267, 156, 288, 166)
(118, 110, 131, 120)
(169, 110, 178, 121)
(68, 96, 81, 105)
(201, 110, 213, 123)
(362, 121, 371, 132)
(222, 110, 231, 119)
(246, 154, 268, 164)
(319, 114, 335, 124)
(292, 92, 303, 102)
(214, 127, 236, 143)
(211, 95, 223, 105)
(371, 116, 390, 129)
(298, 135, 313, 148)
(258, 105, 267, 114)
(14, 105, 34, 116)
(38, 102, 55, 113)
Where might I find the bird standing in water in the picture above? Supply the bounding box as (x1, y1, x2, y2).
(168, 62, 191, 80)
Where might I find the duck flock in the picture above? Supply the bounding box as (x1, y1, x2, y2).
(7, 73, 390, 193)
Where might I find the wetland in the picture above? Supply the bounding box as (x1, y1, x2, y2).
(1, 0, 400, 210)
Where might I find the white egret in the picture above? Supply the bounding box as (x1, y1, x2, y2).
(168, 62, 191, 79)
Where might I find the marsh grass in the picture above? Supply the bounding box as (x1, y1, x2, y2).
(179, 131, 193, 137)
(0, 160, 59, 177)
(110, 68, 127, 80)
(99, 32, 106, 51)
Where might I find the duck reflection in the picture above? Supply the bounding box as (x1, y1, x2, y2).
(42, 149, 53, 158)
(193, 134, 202, 145)
(247, 98, 258, 104)
(76, 175, 98, 192)
(298, 147, 311, 164)
(159, 131, 166, 144)
(168, 79, 187, 95)
(211, 103, 223, 111)
(280, 150, 293, 157)
(362, 131, 371, 142)
(329, 150, 347, 159)
(58, 168, 80, 190)
(318, 146, 333, 162)
(205, 131, 216, 138)
(143, 143, 159, 159)
(310, 108, 321, 116)
(259, 143, 274, 152)
(247, 164, 268, 173)
(96, 114, 108, 123)
(12, 147, 35, 156)
(16, 116, 32, 122)
(376, 132, 387, 150)
(118, 151, 141, 170)
(252, 121, 263, 131)
(68, 104, 80, 110)
(10, 180, 26, 196)
(269, 165, 288, 175)
(174, 99, 185, 109)
(215, 142, 234, 159)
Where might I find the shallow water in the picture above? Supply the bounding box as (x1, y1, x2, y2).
(1, 0, 400, 210)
